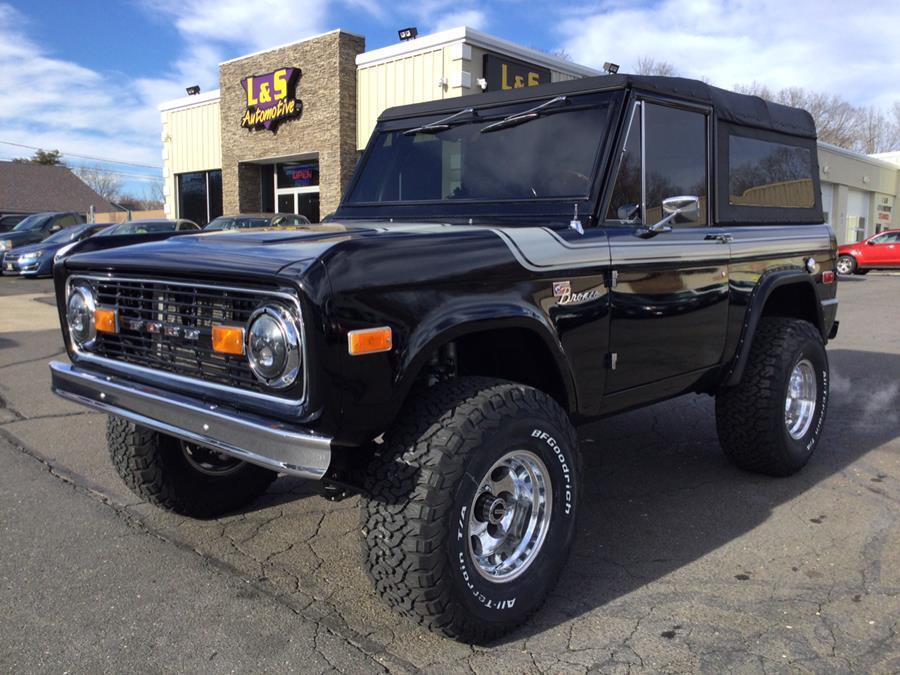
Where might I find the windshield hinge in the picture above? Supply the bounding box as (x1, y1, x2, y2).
(606, 270, 618, 288)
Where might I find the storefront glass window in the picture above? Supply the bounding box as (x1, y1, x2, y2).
(176, 169, 223, 226)
(208, 170, 223, 221)
(177, 172, 207, 225)
(277, 161, 319, 189)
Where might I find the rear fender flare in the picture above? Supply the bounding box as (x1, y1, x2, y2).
(724, 269, 824, 387)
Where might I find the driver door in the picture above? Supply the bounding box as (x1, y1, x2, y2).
(602, 99, 731, 396)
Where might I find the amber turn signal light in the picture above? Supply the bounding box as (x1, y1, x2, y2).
(212, 324, 245, 355)
(94, 307, 118, 334)
(348, 326, 393, 356)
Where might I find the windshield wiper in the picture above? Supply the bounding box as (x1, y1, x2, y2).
(479, 95, 569, 134)
(403, 107, 476, 136)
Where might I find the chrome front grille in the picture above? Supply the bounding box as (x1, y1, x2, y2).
(71, 275, 302, 399)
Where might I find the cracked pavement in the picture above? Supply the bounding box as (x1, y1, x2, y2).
(0, 274, 898, 673)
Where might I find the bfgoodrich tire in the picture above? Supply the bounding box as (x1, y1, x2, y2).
(716, 318, 829, 476)
(361, 377, 581, 643)
(107, 416, 277, 518)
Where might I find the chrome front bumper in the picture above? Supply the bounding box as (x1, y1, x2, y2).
(49, 361, 331, 479)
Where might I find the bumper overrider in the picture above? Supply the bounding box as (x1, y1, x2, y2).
(49, 361, 332, 479)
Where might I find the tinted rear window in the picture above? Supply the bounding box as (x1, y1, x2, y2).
(729, 136, 814, 208)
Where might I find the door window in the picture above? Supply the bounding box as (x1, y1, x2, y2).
(644, 104, 707, 226)
(606, 102, 708, 226)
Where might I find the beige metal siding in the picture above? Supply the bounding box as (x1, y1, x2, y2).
(161, 99, 222, 217)
(357, 49, 446, 148)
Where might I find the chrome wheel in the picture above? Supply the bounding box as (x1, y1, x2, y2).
(181, 442, 244, 476)
(784, 359, 817, 440)
(467, 450, 552, 583)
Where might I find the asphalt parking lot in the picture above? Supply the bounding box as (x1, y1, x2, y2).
(0, 273, 898, 673)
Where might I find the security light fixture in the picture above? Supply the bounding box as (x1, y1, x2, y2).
(603, 62, 619, 75)
(398, 27, 418, 41)
(186, 85, 201, 96)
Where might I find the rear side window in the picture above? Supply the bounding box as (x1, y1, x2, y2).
(728, 136, 814, 208)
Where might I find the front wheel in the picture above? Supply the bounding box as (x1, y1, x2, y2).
(107, 417, 278, 518)
(716, 318, 829, 476)
(361, 377, 581, 643)
(836, 255, 857, 275)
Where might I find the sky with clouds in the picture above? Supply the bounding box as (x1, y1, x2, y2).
(1, 0, 898, 197)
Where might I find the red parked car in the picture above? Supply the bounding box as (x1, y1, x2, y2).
(837, 229, 900, 275)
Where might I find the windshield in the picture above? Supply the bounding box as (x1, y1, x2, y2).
(347, 92, 614, 205)
(12, 214, 52, 231)
(42, 226, 88, 244)
(101, 221, 175, 236)
(205, 216, 271, 231)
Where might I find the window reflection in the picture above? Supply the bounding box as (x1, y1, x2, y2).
(729, 136, 814, 208)
(349, 95, 612, 203)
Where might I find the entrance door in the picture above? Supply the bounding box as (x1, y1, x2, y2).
(274, 159, 320, 222)
(603, 99, 730, 394)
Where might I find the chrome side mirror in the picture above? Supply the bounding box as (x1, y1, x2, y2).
(662, 195, 700, 221)
(636, 195, 700, 238)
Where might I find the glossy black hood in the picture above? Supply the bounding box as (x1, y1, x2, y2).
(60, 222, 482, 281)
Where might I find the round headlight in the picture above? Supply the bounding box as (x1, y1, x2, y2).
(246, 305, 301, 389)
(67, 285, 96, 347)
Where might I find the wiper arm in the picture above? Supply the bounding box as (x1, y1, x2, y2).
(479, 95, 568, 133)
(403, 107, 476, 136)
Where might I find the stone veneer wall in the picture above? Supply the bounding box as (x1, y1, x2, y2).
(219, 31, 365, 217)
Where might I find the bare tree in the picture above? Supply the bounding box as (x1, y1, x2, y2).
(735, 83, 863, 150)
(145, 180, 165, 207)
(73, 165, 123, 203)
(636, 57, 677, 77)
(855, 106, 900, 154)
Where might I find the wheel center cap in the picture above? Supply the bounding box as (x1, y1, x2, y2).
(487, 497, 508, 524)
(476, 492, 509, 525)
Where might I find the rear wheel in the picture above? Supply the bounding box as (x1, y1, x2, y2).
(716, 318, 829, 476)
(361, 377, 581, 643)
(836, 255, 856, 275)
(107, 416, 277, 518)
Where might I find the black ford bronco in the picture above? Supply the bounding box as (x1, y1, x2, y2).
(50, 75, 838, 642)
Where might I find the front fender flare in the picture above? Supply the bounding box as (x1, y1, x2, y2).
(397, 299, 577, 412)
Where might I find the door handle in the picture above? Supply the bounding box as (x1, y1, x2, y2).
(705, 233, 733, 244)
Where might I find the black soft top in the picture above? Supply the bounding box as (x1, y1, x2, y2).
(379, 74, 817, 139)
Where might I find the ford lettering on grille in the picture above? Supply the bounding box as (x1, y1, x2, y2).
(71, 275, 302, 398)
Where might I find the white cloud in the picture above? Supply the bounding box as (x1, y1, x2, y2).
(0, 4, 162, 170)
(431, 8, 488, 32)
(556, 0, 900, 110)
(397, 0, 489, 33)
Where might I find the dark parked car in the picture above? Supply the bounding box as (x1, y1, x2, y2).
(97, 219, 199, 236)
(2, 223, 109, 277)
(836, 229, 900, 274)
(0, 214, 27, 232)
(50, 75, 838, 642)
(204, 213, 311, 230)
(0, 212, 84, 253)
